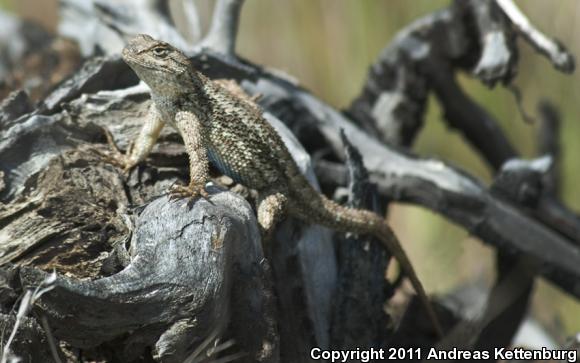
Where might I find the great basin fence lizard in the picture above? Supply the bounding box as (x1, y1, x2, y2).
(106, 34, 442, 336)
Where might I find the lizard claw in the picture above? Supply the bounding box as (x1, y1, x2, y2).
(95, 149, 133, 174)
(96, 128, 136, 175)
(102, 127, 123, 155)
(169, 183, 210, 201)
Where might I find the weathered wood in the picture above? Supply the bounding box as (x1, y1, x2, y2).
(19, 192, 276, 362)
(1, 0, 579, 361)
(329, 131, 393, 348)
(0, 313, 54, 363)
(0, 71, 335, 361)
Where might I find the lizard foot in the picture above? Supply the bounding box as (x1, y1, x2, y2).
(169, 183, 210, 201)
(94, 128, 136, 175)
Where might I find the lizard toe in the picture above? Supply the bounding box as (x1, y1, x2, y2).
(98, 150, 134, 174)
(169, 183, 209, 201)
(95, 127, 138, 174)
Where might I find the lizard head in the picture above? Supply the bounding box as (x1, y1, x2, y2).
(122, 34, 192, 93)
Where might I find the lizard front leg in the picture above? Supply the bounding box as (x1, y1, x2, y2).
(103, 103, 165, 173)
(170, 111, 211, 200)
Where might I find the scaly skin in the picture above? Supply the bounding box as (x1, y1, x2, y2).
(115, 34, 442, 336)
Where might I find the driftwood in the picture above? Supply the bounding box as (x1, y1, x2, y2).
(0, 0, 578, 362)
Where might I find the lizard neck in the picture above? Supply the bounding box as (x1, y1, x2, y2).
(149, 69, 205, 100)
(150, 70, 212, 121)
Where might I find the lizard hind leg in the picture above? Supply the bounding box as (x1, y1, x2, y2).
(256, 192, 288, 243)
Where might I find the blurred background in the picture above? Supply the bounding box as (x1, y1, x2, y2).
(2, 0, 579, 340)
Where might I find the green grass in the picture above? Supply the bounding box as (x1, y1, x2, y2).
(0, 0, 13, 11)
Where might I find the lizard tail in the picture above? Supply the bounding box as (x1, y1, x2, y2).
(289, 192, 444, 337)
(371, 216, 444, 338)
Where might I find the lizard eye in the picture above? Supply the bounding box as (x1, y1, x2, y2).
(152, 47, 169, 58)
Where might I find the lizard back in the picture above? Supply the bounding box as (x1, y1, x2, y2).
(200, 77, 301, 192)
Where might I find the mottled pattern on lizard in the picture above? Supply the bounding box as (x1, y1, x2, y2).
(112, 34, 442, 336)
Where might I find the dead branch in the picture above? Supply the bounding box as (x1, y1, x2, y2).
(1, 0, 578, 361)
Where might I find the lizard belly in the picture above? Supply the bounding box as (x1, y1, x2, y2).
(207, 146, 245, 184)
(206, 140, 280, 190)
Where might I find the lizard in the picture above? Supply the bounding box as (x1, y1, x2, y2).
(106, 34, 443, 337)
